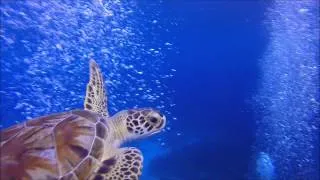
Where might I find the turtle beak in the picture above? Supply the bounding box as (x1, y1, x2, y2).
(161, 115, 166, 129)
(156, 114, 166, 130)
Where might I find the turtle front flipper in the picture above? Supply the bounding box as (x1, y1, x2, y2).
(90, 147, 143, 180)
(84, 59, 109, 117)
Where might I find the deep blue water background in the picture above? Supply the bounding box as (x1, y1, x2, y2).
(1, 1, 319, 180)
(146, 1, 268, 179)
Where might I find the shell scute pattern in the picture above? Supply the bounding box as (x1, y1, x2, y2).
(90, 138, 104, 160)
(26, 112, 70, 127)
(74, 157, 97, 179)
(96, 122, 107, 139)
(0, 113, 69, 179)
(0, 123, 25, 143)
(0, 110, 110, 179)
(72, 109, 99, 123)
(60, 173, 77, 180)
(55, 110, 110, 177)
(54, 113, 95, 175)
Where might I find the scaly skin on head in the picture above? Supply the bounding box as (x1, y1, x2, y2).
(101, 108, 166, 160)
(109, 108, 166, 144)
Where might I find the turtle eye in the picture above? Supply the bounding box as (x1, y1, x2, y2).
(150, 117, 158, 124)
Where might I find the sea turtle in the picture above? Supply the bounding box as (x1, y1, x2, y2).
(0, 59, 166, 180)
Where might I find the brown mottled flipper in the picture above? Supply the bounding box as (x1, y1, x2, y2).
(89, 147, 143, 180)
(84, 59, 109, 117)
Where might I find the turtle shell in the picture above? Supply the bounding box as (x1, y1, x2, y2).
(0, 109, 109, 180)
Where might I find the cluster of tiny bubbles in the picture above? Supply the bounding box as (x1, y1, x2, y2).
(252, 0, 319, 179)
(0, 0, 179, 146)
(255, 152, 275, 180)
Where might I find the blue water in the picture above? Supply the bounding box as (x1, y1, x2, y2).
(0, 1, 319, 180)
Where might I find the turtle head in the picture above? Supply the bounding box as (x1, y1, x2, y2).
(114, 108, 166, 140)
